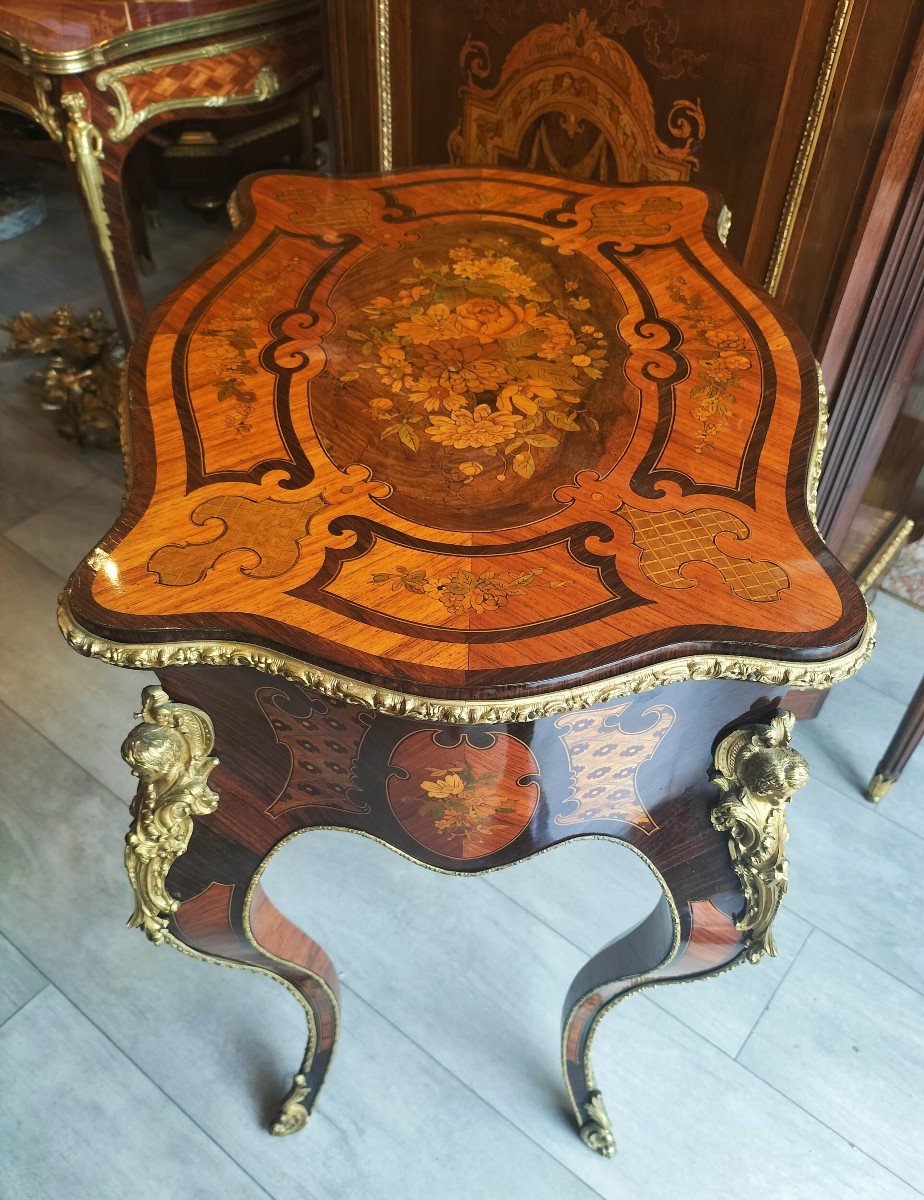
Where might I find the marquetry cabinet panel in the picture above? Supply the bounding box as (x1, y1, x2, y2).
(322, 0, 921, 353)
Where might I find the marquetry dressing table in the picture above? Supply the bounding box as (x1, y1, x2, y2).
(59, 167, 872, 1157)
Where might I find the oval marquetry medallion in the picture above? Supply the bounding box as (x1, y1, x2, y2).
(311, 221, 635, 530)
(387, 729, 540, 859)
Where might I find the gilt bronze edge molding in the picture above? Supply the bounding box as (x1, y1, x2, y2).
(59, 596, 876, 725)
(0, 1, 315, 75)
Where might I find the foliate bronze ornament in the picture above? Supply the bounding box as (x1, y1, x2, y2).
(1, 306, 124, 449)
(271, 1071, 311, 1136)
(59, 597, 877, 727)
(711, 711, 809, 962)
(122, 685, 219, 944)
(61, 91, 111, 266)
(0, 58, 62, 139)
(579, 1089, 615, 1158)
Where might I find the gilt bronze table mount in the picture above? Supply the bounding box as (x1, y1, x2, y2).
(60, 167, 872, 1159)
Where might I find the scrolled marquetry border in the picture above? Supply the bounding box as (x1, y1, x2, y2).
(59, 596, 876, 725)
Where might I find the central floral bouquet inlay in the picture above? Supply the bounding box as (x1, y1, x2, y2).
(338, 238, 608, 482)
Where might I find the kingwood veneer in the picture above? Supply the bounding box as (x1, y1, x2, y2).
(60, 166, 872, 1160)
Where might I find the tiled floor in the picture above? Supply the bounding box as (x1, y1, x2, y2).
(1, 166, 923, 1200)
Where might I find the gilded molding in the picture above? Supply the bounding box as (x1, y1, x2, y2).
(0, 1, 312, 74)
(579, 1090, 615, 1158)
(271, 1071, 311, 1135)
(121, 684, 219, 943)
(61, 91, 132, 333)
(374, 0, 393, 170)
(806, 362, 828, 531)
(765, 0, 855, 294)
(711, 711, 809, 962)
(95, 25, 321, 142)
(857, 516, 914, 595)
(717, 204, 731, 247)
(59, 596, 877, 726)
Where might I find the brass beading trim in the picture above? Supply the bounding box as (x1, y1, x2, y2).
(59, 595, 876, 725)
(857, 516, 915, 595)
(765, 0, 855, 295)
(374, 0, 393, 170)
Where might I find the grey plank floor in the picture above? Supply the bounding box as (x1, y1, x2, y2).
(1, 165, 922, 1200)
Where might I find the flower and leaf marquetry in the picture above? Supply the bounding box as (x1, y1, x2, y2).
(370, 563, 567, 612)
(664, 273, 754, 453)
(339, 237, 607, 485)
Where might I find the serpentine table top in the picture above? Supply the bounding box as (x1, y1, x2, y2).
(60, 166, 871, 716)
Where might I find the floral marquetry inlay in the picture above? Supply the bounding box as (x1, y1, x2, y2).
(387, 730, 540, 859)
(67, 167, 867, 708)
(338, 236, 609, 488)
(313, 224, 631, 527)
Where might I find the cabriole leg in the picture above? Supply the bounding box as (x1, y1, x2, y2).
(562, 711, 808, 1157)
(120, 683, 340, 1136)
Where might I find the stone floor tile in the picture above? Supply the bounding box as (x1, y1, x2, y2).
(738, 930, 924, 1190)
(0, 986, 273, 1200)
(0, 932, 47, 1027)
(0, 540, 155, 800)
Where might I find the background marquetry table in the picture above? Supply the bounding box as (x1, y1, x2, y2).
(0, 0, 321, 340)
(60, 166, 873, 1158)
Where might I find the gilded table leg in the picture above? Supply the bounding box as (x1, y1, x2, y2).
(561, 712, 808, 1158)
(59, 87, 141, 340)
(120, 684, 340, 1136)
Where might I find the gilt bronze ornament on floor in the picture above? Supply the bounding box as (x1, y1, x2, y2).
(1, 305, 124, 449)
(59, 166, 872, 1162)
